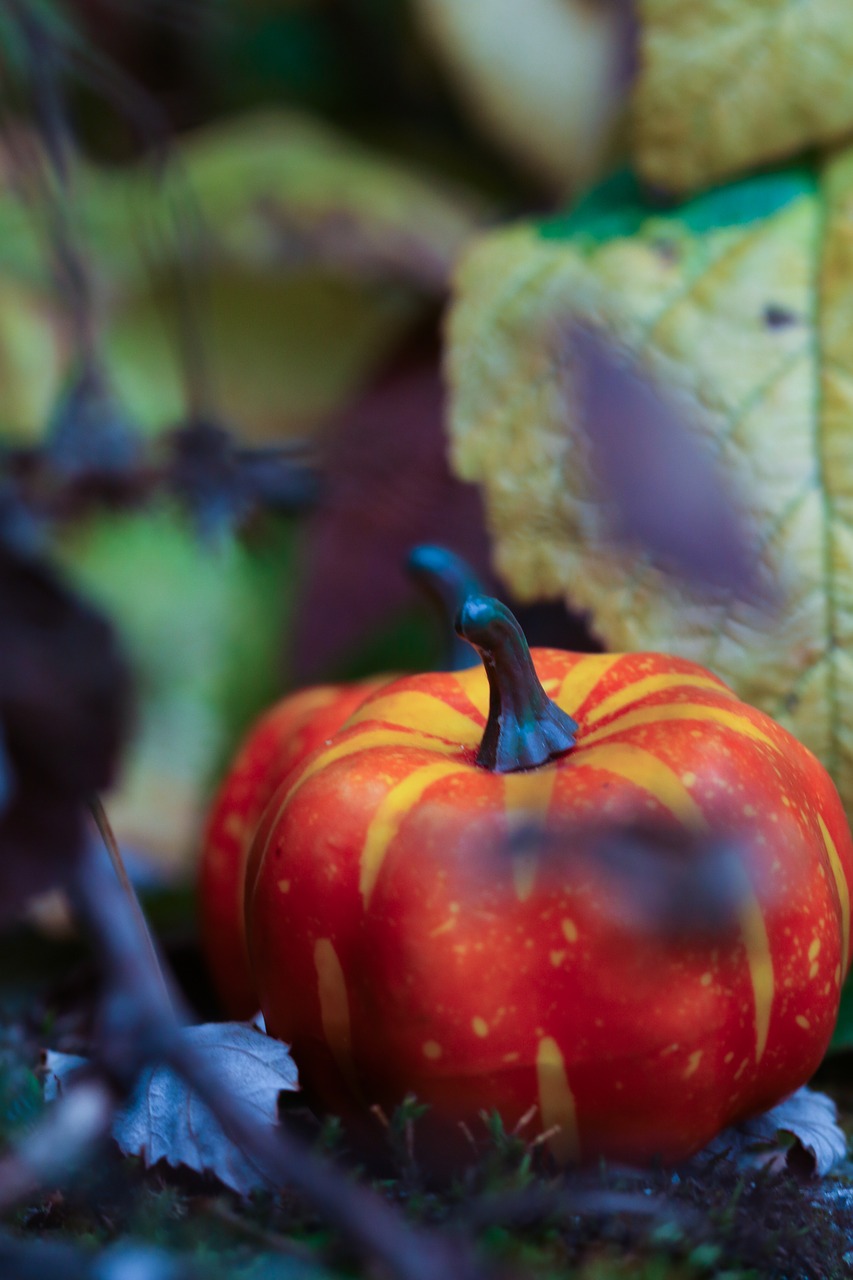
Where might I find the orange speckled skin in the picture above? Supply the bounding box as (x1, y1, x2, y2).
(245, 650, 853, 1168)
(198, 679, 387, 1016)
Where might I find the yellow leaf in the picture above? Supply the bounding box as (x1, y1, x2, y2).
(447, 162, 853, 812)
(0, 111, 487, 442)
(633, 0, 853, 193)
(414, 0, 626, 192)
(104, 270, 420, 442)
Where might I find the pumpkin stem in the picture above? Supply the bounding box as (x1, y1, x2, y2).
(456, 595, 578, 772)
(407, 544, 483, 671)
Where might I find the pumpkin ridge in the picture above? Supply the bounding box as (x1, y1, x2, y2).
(584, 673, 738, 726)
(559, 743, 707, 830)
(581, 701, 782, 751)
(359, 762, 468, 906)
(346, 689, 484, 743)
(818, 814, 851, 974)
(556, 653, 624, 720)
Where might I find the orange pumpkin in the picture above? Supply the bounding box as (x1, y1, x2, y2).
(199, 679, 386, 1015)
(199, 545, 483, 1016)
(243, 596, 853, 1167)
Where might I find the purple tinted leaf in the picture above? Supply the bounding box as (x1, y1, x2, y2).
(570, 323, 758, 596)
(0, 547, 131, 917)
(0, 549, 131, 796)
(44, 1023, 299, 1196)
(291, 341, 493, 681)
(114, 1023, 298, 1195)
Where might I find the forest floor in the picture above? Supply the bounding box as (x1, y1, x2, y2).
(2, 899, 853, 1280)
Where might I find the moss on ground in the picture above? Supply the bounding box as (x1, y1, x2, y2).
(0, 923, 851, 1280)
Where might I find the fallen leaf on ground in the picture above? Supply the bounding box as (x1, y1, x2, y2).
(701, 1087, 847, 1177)
(447, 158, 853, 815)
(44, 1022, 298, 1196)
(633, 0, 853, 194)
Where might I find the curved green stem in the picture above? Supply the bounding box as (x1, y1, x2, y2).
(456, 595, 578, 772)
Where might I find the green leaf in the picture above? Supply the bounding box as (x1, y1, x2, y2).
(0, 280, 66, 442)
(57, 509, 298, 875)
(633, 0, 853, 194)
(446, 154, 853, 814)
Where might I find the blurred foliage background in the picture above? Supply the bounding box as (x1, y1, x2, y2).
(6, 6, 853, 1277)
(0, 0, 633, 878)
(0, 0, 523, 876)
(6, 0, 852, 900)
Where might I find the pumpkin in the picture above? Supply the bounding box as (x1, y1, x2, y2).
(199, 680, 388, 1015)
(242, 594, 853, 1168)
(199, 545, 482, 1016)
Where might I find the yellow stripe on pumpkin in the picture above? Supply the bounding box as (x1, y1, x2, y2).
(314, 938, 360, 1095)
(585, 673, 736, 726)
(346, 691, 483, 745)
(255, 729, 462, 873)
(556, 654, 623, 717)
(818, 815, 851, 975)
(536, 1036, 580, 1163)
(359, 762, 466, 906)
(287, 728, 459, 801)
(454, 669, 490, 719)
(736, 889, 774, 1063)
(581, 703, 780, 752)
(504, 770, 558, 901)
(568, 743, 708, 828)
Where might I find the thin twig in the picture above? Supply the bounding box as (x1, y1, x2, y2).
(73, 815, 487, 1280)
(87, 795, 170, 1006)
(6, 0, 97, 364)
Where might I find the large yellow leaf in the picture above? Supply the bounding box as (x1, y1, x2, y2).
(633, 0, 853, 193)
(447, 161, 853, 813)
